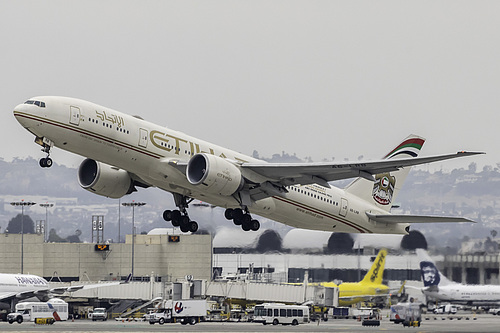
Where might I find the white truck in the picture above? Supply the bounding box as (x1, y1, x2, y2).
(89, 307, 107, 321)
(433, 304, 457, 314)
(148, 300, 207, 325)
(489, 307, 500, 315)
(351, 307, 378, 320)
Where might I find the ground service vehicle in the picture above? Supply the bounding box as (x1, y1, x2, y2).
(253, 303, 309, 326)
(148, 300, 207, 325)
(148, 308, 172, 324)
(90, 308, 107, 321)
(332, 307, 350, 319)
(390, 303, 421, 324)
(489, 307, 500, 315)
(7, 298, 68, 324)
(433, 304, 457, 314)
(390, 302, 421, 326)
(351, 307, 378, 320)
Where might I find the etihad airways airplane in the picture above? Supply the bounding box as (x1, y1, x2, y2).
(13, 96, 481, 234)
(0, 272, 129, 310)
(416, 249, 500, 306)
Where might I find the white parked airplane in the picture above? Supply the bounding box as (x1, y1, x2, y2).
(13, 96, 481, 234)
(0, 272, 130, 310)
(417, 249, 500, 306)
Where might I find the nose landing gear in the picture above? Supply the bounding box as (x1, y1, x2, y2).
(39, 156, 53, 168)
(36, 137, 53, 168)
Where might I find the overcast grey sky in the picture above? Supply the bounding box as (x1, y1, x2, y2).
(1, 1, 497, 170)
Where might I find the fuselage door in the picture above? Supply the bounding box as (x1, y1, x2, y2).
(139, 128, 148, 148)
(69, 106, 81, 126)
(340, 198, 348, 217)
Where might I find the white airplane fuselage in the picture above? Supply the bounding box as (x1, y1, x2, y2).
(14, 96, 409, 234)
(425, 284, 500, 306)
(0, 273, 49, 295)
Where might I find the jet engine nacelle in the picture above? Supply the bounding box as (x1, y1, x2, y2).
(78, 159, 133, 199)
(186, 153, 244, 196)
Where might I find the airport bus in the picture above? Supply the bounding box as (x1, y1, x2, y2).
(7, 298, 68, 323)
(253, 303, 309, 325)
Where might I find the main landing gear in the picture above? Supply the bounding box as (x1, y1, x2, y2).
(163, 194, 198, 233)
(224, 208, 260, 231)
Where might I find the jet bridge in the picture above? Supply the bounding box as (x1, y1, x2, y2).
(206, 280, 338, 307)
(52, 279, 338, 307)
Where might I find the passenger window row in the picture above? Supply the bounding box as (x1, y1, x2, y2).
(287, 186, 339, 206)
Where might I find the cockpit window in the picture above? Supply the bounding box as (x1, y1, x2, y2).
(24, 100, 46, 108)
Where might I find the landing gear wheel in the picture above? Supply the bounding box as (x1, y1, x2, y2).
(242, 214, 251, 224)
(250, 219, 260, 231)
(242, 220, 251, 231)
(171, 210, 181, 221)
(39, 157, 53, 168)
(180, 222, 190, 233)
(232, 208, 244, 220)
(188, 221, 198, 233)
(181, 215, 190, 225)
(233, 217, 242, 226)
(224, 208, 234, 220)
(163, 210, 172, 221)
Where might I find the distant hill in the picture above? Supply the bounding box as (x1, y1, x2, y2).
(1, 156, 499, 249)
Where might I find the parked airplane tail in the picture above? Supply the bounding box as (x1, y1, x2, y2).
(416, 248, 453, 287)
(360, 248, 387, 285)
(345, 134, 425, 212)
(47, 301, 62, 321)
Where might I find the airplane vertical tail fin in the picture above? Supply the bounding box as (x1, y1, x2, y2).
(344, 134, 426, 212)
(361, 248, 387, 285)
(416, 249, 453, 287)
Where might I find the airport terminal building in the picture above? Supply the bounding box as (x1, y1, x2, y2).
(1, 229, 498, 288)
(0, 232, 212, 282)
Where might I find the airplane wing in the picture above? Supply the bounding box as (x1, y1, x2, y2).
(0, 292, 21, 303)
(240, 151, 482, 187)
(0, 289, 52, 303)
(168, 151, 483, 202)
(51, 273, 131, 295)
(239, 151, 483, 201)
(0, 274, 132, 304)
(365, 212, 477, 224)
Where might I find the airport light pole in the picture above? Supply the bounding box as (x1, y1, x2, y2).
(121, 201, 146, 279)
(10, 200, 36, 274)
(39, 203, 54, 242)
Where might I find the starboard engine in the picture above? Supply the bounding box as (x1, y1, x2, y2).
(186, 153, 244, 196)
(78, 159, 135, 198)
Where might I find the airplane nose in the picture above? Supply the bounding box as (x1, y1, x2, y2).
(13, 102, 40, 129)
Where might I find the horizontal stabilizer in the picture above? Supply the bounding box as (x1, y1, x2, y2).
(366, 212, 477, 224)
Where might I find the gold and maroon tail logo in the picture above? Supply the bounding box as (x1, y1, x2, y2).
(372, 173, 395, 205)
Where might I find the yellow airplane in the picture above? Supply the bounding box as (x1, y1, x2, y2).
(318, 249, 389, 306)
